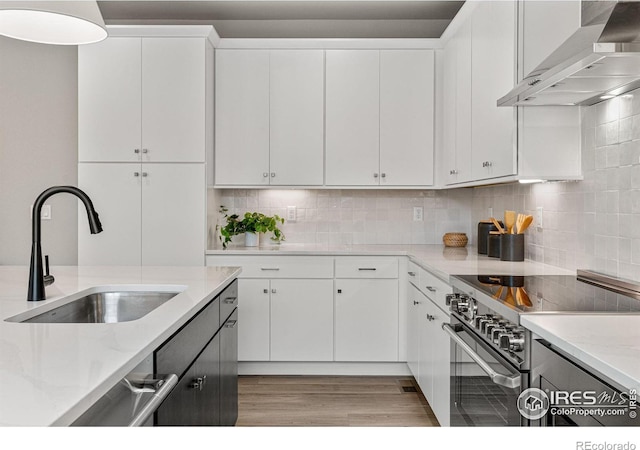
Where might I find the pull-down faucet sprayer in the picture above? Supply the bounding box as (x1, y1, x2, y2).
(27, 186, 103, 301)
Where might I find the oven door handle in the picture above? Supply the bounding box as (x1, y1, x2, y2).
(442, 323, 521, 389)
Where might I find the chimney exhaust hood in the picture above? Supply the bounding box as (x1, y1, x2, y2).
(498, 0, 640, 107)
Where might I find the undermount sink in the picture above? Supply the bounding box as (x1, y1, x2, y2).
(7, 287, 184, 324)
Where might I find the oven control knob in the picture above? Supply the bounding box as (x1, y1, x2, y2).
(485, 320, 508, 337)
(474, 315, 493, 329)
(499, 332, 525, 352)
(445, 293, 459, 306)
(491, 327, 509, 344)
(480, 316, 501, 333)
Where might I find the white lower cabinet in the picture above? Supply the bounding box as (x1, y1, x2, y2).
(270, 279, 334, 361)
(237, 279, 270, 361)
(407, 284, 422, 377)
(407, 264, 451, 426)
(334, 278, 399, 362)
(237, 278, 333, 362)
(418, 296, 450, 427)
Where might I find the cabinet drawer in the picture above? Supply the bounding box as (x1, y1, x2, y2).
(407, 261, 420, 287)
(418, 267, 452, 314)
(156, 297, 220, 378)
(335, 257, 398, 279)
(219, 279, 238, 325)
(207, 256, 334, 279)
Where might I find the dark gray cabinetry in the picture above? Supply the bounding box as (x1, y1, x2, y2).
(155, 279, 238, 426)
(220, 308, 238, 426)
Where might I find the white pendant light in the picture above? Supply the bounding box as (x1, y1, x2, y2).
(0, 1, 107, 45)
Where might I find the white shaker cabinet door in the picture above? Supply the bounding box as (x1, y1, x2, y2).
(380, 50, 434, 186)
(325, 50, 380, 186)
(270, 279, 334, 361)
(78, 163, 142, 265)
(334, 279, 399, 362)
(140, 163, 205, 266)
(238, 279, 271, 361)
(78, 38, 142, 163)
(141, 38, 206, 163)
(215, 50, 270, 185)
(269, 50, 325, 186)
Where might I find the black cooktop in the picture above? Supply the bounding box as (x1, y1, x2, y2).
(452, 273, 640, 314)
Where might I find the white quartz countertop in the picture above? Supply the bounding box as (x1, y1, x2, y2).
(0, 265, 240, 427)
(521, 314, 640, 392)
(206, 244, 575, 281)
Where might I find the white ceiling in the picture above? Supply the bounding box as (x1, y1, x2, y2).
(97, 1, 465, 38)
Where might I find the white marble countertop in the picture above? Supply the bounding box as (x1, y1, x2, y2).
(0, 265, 241, 427)
(522, 314, 640, 392)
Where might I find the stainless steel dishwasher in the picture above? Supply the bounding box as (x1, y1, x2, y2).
(72, 355, 178, 426)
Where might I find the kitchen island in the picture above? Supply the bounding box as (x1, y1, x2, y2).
(0, 265, 240, 426)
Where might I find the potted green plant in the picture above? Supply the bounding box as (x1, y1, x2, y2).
(218, 206, 285, 249)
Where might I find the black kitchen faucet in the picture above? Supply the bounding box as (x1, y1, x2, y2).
(27, 186, 103, 301)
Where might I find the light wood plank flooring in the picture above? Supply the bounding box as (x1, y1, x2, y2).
(237, 375, 439, 427)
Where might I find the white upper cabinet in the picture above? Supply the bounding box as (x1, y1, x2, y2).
(443, 19, 473, 185)
(215, 50, 270, 185)
(79, 37, 208, 163)
(326, 49, 436, 187)
(325, 50, 380, 186)
(440, 0, 581, 186)
(471, 0, 517, 181)
(141, 38, 206, 163)
(269, 50, 325, 186)
(215, 49, 324, 186)
(79, 38, 142, 162)
(380, 50, 435, 186)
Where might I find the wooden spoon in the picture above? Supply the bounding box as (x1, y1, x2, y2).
(504, 287, 516, 306)
(518, 215, 534, 234)
(504, 210, 516, 234)
(515, 213, 524, 234)
(490, 217, 506, 234)
(517, 287, 533, 307)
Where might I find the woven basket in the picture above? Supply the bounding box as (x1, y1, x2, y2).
(443, 232, 468, 248)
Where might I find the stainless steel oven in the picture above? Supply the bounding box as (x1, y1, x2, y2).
(444, 316, 528, 426)
(447, 270, 640, 428)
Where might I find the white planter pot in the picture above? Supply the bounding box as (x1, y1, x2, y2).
(244, 232, 259, 247)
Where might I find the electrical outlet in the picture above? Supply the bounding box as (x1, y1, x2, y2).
(41, 205, 51, 220)
(536, 207, 543, 229)
(287, 206, 297, 222)
(413, 207, 423, 221)
(30, 204, 51, 220)
(488, 207, 494, 219)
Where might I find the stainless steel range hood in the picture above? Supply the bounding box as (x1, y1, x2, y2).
(498, 0, 640, 107)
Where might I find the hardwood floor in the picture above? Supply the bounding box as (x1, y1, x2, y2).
(236, 375, 440, 427)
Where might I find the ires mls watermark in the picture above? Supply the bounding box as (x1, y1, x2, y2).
(516, 387, 638, 421)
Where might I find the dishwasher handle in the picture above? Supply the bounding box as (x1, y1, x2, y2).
(128, 373, 178, 427)
(442, 323, 521, 389)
